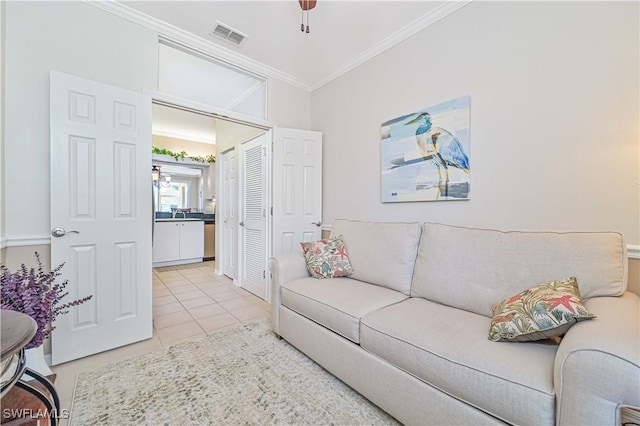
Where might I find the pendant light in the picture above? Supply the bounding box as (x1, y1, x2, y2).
(299, 0, 317, 34)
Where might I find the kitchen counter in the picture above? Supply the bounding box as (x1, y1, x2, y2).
(155, 218, 203, 222)
(155, 212, 214, 223)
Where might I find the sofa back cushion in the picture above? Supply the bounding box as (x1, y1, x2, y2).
(411, 223, 627, 317)
(330, 219, 422, 295)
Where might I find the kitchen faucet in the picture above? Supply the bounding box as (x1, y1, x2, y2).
(172, 209, 187, 219)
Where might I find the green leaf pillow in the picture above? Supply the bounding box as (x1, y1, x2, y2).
(488, 277, 595, 342)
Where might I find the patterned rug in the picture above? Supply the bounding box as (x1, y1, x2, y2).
(70, 320, 398, 425)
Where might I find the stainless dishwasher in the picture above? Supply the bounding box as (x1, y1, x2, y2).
(204, 220, 215, 261)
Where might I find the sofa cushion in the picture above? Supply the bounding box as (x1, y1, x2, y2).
(300, 235, 354, 279)
(280, 277, 407, 343)
(330, 219, 422, 295)
(360, 298, 557, 425)
(489, 276, 595, 342)
(412, 223, 627, 317)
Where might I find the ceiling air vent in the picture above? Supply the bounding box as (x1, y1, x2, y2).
(210, 21, 248, 46)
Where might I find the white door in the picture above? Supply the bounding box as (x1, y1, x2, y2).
(50, 71, 152, 365)
(272, 128, 323, 257)
(221, 148, 238, 280)
(239, 134, 267, 299)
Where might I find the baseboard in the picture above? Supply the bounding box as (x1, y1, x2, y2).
(152, 258, 203, 268)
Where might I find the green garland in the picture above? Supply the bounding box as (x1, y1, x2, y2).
(152, 146, 216, 163)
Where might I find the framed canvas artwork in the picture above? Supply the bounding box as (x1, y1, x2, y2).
(381, 96, 470, 202)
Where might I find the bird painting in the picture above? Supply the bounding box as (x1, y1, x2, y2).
(380, 96, 470, 203)
(404, 112, 469, 198)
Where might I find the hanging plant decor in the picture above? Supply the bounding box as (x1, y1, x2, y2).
(152, 146, 216, 163)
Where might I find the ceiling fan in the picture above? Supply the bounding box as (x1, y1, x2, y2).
(299, 0, 317, 34)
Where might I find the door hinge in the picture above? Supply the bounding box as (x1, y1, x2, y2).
(270, 206, 273, 216)
(271, 142, 274, 152)
(263, 270, 266, 279)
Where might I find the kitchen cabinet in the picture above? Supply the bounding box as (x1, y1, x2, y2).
(153, 220, 204, 265)
(203, 164, 215, 200)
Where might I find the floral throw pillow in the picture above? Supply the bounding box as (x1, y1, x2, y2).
(300, 235, 354, 279)
(488, 277, 595, 342)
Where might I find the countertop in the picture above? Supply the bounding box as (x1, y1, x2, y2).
(155, 213, 214, 223)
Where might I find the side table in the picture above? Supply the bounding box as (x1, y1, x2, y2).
(0, 310, 60, 425)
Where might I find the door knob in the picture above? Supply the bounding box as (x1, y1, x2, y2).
(311, 221, 322, 227)
(239, 221, 245, 227)
(51, 227, 80, 238)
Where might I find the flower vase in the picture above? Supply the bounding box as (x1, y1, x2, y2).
(24, 345, 53, 377)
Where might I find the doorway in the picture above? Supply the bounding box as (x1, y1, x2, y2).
(150, 99, 269, 300)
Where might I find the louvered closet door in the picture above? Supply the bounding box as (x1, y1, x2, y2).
(239, 134, 267, 299)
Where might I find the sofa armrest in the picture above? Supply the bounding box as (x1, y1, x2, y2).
(268, 253, 309, 336)
(555, 291, 640, 425)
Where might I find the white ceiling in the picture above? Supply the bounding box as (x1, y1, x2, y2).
(121, 1, 450, 89)
(152, 103, 217, 144)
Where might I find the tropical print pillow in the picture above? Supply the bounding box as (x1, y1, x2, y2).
(488, 277, 595, 342)
(300, 235, 354, 279)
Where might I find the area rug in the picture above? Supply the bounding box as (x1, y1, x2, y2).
(70, 320, 398, 425)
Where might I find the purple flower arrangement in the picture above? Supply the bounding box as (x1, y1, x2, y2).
(1, 252, 92, 349)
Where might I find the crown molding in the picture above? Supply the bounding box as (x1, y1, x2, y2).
(309, 0, 473, 91)
(83, 0, 311, 91)
(84, 0, 472, 93)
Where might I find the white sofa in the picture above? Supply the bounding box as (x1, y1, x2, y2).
(268, 220, 640, 425)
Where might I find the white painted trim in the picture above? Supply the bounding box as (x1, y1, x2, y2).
(4, 232, 638, 261)
(321, 225, 640, 260)
(83, 0, 309, 91)
(225, 80, 265, 111)
(4, 235, 52, 247)
(152, 153, 212, 167)
(152, 258, 203, 268)
(85, 0, 472, 92)
(147, 90, 275, 130)
(309, 0, 473, 91)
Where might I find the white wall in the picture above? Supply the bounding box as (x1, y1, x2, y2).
(311, 1, 640, 245)
(0, 0, 5, 252)
(269, 78, 311, 130)
(3, 1, 311, 250)
(4, 1, 158, 244)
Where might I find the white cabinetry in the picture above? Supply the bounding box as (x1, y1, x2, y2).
(179, 221, 204, 260)
(153, 222, 180, 263)
(153, 221, 204, 266)
(204, 164, 215, 200)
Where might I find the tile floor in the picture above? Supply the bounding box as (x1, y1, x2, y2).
(50, 261, 270, 425)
